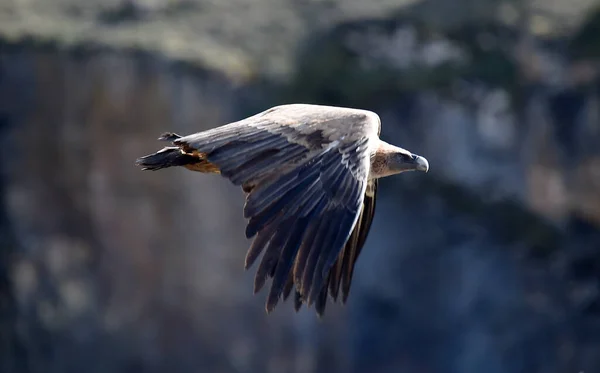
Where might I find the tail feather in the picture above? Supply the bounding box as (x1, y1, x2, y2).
(135, 147, 195, 171)
(158, 132, 182, 142)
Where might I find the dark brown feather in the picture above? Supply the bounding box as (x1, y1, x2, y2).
(315, 272, 331, 317)
(266, 217, 311, 312)
(327, 180, 377, 302)
(300, 212, 335, 300)
(282, 273, 295, 301)
(341, 179, 377, 302)
(294, 290, 303, 312)
(253, 219, 294, 293)
(292, 217, 321, 291)
(307, 207, 356, 305)
(244, 216, 280, 270)
(329, 218, 361, 301)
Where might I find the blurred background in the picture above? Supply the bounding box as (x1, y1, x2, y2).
(1, 0, 600, 372)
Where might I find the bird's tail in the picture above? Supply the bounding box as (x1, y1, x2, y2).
(136, 132, 221, 173)
(135, 146, 197, 171)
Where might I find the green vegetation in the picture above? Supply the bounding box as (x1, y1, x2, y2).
(569, 6, 600, 59)
(285, 16, 522, 108)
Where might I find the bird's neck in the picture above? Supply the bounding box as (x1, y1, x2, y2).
(369, 141, 403, 179)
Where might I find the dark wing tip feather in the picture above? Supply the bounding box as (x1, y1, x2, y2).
(282, 274, 295, 301)
(294, 291, 303, 312)
(244, 222, 277, 270)
(340, 179, 377, 303)
(265, 217, 311, 313)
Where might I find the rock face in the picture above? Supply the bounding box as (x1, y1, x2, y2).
(1, 1, 600, 373)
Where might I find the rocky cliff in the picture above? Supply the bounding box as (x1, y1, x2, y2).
(1, 1, 600, 373)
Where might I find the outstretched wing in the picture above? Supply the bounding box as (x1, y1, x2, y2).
(173, 104, 380, 315)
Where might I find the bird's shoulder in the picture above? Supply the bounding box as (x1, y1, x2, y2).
(247, 104, 381, 149)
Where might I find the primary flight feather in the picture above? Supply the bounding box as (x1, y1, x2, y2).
(136, 104, 429, 316)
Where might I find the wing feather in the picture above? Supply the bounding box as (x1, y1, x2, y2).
(208, 136, 288, 165)
(266, 217, 310, 312)
(300, 212, 335, 298)
(253, 217, 294, 293)
(244, 159, 320, 218)
(308, 207, 357, 305)
(315, 273, 331, 316)
(282, 273, 295, 301)
(227, 145, 307, 184)
(294, 290, 303, 312)
(292, 217, 321, 289)
(267, 196, 328, 311)
(244, 168, 323, 238)
(333, 179, 378, 303)
(327, 182, 374, 302)
(244, 215, 280, 269)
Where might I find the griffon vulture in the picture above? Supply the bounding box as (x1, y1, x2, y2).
(136, 104, 429, 316)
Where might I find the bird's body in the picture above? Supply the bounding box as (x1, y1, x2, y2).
(136, 104, 428, 316)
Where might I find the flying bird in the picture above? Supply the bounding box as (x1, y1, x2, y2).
(136, 104, 429, 316)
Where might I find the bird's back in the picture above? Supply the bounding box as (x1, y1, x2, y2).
(247, 103, 381, 140)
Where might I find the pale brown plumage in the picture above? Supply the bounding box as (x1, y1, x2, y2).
(136, 104, 429, 316)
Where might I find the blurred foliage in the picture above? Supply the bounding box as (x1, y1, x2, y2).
(286, 14, 522, 109)
(445, 23, 519, 92)
(287, 16, 456, 107)
(396, 176, 561, 258)
(569, 6, 600, 59)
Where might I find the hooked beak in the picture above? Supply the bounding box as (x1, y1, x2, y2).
(411, 154, 429, 173)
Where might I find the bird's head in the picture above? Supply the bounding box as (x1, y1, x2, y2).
(390, 148, 429, 174)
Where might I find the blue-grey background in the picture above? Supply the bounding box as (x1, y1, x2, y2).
(1, 0, 600, 372)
